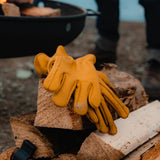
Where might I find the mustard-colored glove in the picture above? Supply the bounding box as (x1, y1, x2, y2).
(34, 45, 129, 134)
(86, 71, 129, 134)
(97, 70, 129, 119)
(87, 97, 117, 134)
(34, 45, 101, 115)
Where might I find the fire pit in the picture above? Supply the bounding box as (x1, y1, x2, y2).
(0, 0, 99, 58)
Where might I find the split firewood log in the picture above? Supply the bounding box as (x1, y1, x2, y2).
(34, 65, 148, 130)
(136, 142, 160, 160)
(124, 134, 160, 160)
(21, 7, 61, 17)
(34, 79, 94, 130)
(77, 100, 160, 160)
(0, 2, 20, 16)
(10, 112, 55, 159)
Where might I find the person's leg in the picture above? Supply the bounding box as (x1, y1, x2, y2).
(139, 0, 160, 99)
(94, 0, 119, 69)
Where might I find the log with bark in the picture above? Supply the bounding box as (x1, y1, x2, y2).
(34, 66, 148, 129)
(77, 100, 160, 160)
(101, 63, 148, 119)
(0, 2, 20, 16)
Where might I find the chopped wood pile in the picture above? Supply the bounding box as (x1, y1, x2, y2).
(0, 0, 61, 17)
(1, 65, 160, 160)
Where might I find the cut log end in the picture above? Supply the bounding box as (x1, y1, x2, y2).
(10, 112, 55, 159)
(34, 79, 94, 130)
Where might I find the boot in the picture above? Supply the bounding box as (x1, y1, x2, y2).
(142, 49, 160, 100)
(93, 35, 117, 70)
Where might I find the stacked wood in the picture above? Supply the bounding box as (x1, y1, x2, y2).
(34, 65, 148, 130)
(0, 2, 20, 16)
(0, 65, 155, 160)
(21, 7, 61, 17)
(77, 100, 160, 160)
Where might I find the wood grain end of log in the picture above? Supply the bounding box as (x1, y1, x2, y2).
(34, 79, 87, 130)
(0, 147, 17, 160)
(10, 112, 55, 159)
(77, 132, 124, 160)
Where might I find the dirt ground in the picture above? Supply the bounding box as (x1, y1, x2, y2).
(0, 18, 147, 154)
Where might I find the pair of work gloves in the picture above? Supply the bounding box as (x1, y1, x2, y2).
(34, 45, 129, 134)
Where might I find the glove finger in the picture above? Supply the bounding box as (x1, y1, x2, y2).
(87, 107, 98, 124)
(43, 57, 64, 92)
(97, 71, 115, 92)
(52, 76, 77, 107)
(100, 97, 117, 134)
(34, 53, 50, 75)
(100, 79, 129, 118)
(54, 45, 69, 57)
(94, 108, 109, 133)
(76, 54, 96, 64)
(88, 83, 101, 108)
(73, 81, 90, 115)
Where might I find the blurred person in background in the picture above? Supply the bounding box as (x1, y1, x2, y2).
(94, 0, 160, 99)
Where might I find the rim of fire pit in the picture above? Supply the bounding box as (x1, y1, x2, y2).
(0, 0, 88, 21)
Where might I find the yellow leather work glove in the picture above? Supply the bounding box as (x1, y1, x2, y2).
(34, 45, 129, 134)
(34, 45, 101, 115)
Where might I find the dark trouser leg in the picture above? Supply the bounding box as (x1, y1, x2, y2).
(95, 0, 119, 41)
(139, 0, 160, 99)
(94, 0, 119, 69)
(139, 0, 160, 63)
